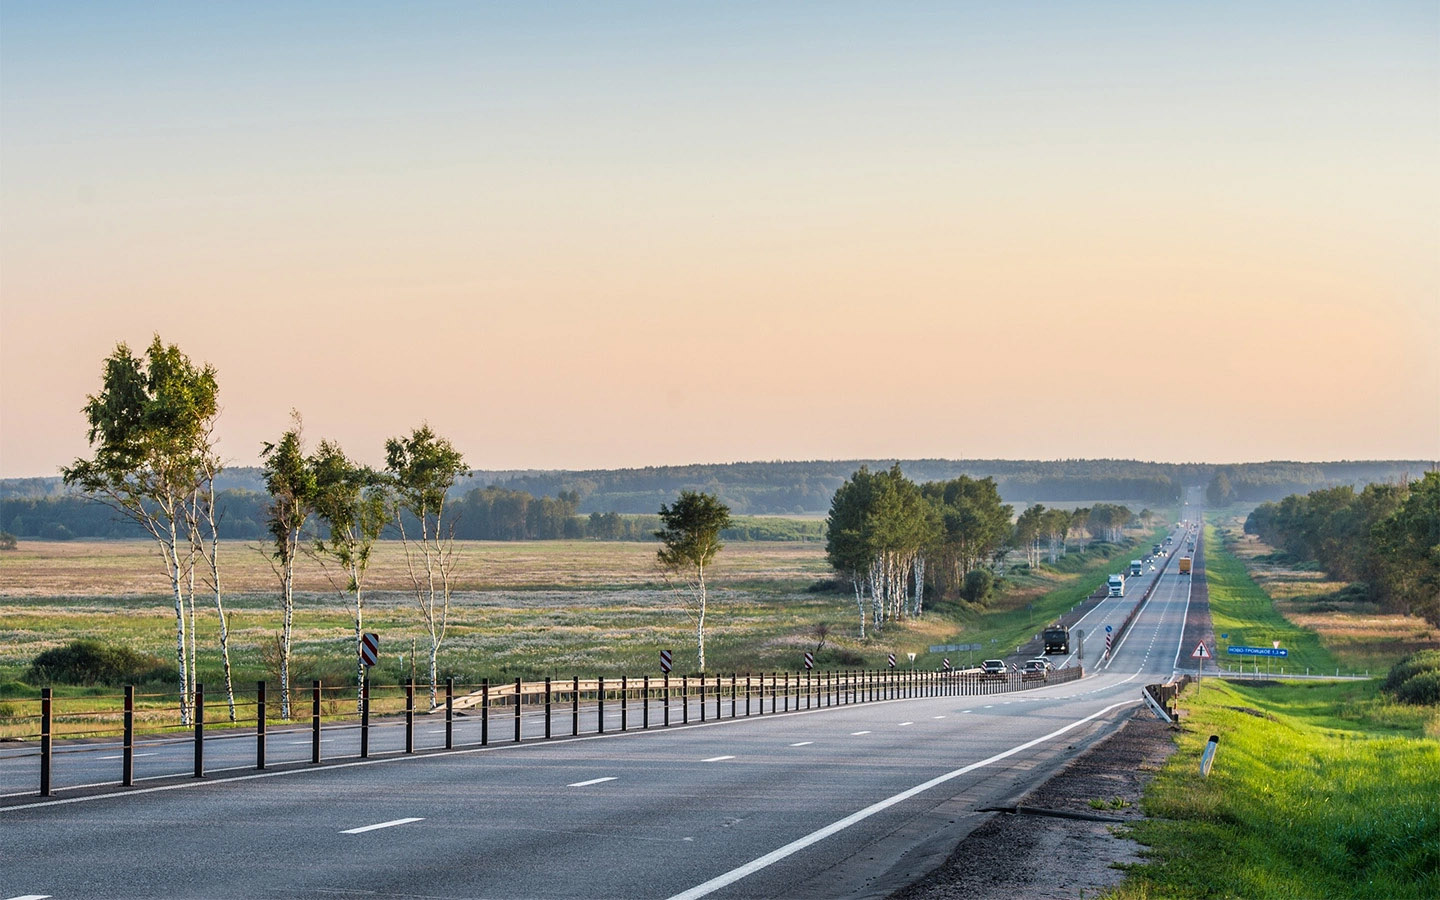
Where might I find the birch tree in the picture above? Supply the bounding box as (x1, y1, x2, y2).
(655, 491, 732, 672)
(310, 440, 387, 713)
(187, 441, 237, 721)
(261, 414, 316, 719)
(386, 425, 466, 708)
(61, 336, 220, 725)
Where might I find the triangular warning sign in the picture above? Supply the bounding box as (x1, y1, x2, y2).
(1191, 642, 1211, 659)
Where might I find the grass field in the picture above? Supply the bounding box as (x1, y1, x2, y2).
(1112, 678, 1440, 899)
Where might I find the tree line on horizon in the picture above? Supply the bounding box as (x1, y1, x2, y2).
(1243, 472, 1440, 626)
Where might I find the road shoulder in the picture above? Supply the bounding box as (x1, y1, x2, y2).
(890, 710, 1176, 900)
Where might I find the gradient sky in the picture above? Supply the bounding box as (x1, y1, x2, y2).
(2, 1, 1437, 477)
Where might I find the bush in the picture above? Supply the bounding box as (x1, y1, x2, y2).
(0, 531, 16, 550)
(1382, 650, 1440, 705)
(1394, 670, 1440, 705)
(961, 569, 995, 605)
(25, 640, 169, 686)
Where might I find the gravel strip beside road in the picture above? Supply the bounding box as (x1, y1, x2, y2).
(891, 710, 1176, 900)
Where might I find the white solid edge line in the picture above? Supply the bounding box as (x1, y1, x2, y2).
(568, 777, 617, 787)
(701, 756, 735, 762)
(341, 817, 424, 834)
(665, 698, 1140, 900)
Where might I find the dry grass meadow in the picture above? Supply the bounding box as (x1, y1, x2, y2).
(0, 538, 843, 686)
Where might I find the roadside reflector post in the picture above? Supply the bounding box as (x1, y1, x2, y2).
(571, 676, 579, 736)
(445, 678, 453, 749)
(256, 681, 266, 770)
(621, 676, 628, 731)
(518, 678, 525, 743)
(194, 682, 205, 778)
(663, 674, 670, 727)
(1201, 734, 1220, 777)
(481, 680, 489, 746)
(405, 678, 415, 754)
(122, 684, 134, 787)
(598, 676, 606, 733)
(360, 674, 370, 759)
(39, 686, 52, 797)
(545, 677, 553, 739)
(311, 680, 322, 764)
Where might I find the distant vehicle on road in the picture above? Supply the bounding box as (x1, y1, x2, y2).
(981, 659, 1007, 678)
(1021, 660, 1049, 680)
(1179, 557, 1193, 576)
(1108, 574, 1126, 597)
(1152, 543, 1162, 555)
(1129, 559, 1143, 577)
(1043, 625, 1070, 654)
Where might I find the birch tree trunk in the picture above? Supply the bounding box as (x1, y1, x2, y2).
(852, 574, 866, 639)
(164, 531, 191, 726)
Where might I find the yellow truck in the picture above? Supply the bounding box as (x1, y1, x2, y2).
(1179, 557, 1193, 576)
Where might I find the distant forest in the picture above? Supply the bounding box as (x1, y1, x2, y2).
(2, 458, 1429, 541)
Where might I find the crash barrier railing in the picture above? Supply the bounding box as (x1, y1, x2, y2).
(4, 664, 1083, 799)
(1142, 674, 1193, 724)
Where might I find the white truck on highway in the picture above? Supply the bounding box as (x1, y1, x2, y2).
(1107, 573, 1126, 597)
(1129, 559, 1143, 577)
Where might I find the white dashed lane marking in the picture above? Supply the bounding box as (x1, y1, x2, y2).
(702, 755, 735, 763)
(342, 817, 424, 834)
(851, 731, 871, 736)
(790, 742, 813, 747)
(568, 777, 617, 787)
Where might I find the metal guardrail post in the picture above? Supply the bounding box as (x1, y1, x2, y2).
(682, 676, 689, 725)
(256, 681, 266, 769)
(194, 682, 205, 778)
(643, 675, 650, 729)
(730, 674, 737, 717)
(481, 680, 489, 746)
(311, 681, 322, 764)
(545, 677, 553, 739)
(571, 676, 579, 736)
(123, 685, 134, 787)
(664, 673, 670, 726)
(621, 676, 628, 731)
(517, 678, 524, 743)
(598, 676, 606, 733)
(360, 675, 369, 758)
(445, 678, 453, 750)
(716, 674, 722, 719)
(40, 687, 52, 797)
(699, 674, 705, 722)
(783, 672, 789, 712)
(406, 678, 415, 753)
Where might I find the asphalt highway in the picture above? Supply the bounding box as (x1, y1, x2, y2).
(1, 518, 1200, 899)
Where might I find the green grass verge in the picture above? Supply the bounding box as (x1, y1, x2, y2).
(1205, 524, 1343, 675)
(1115, 678, 1440, 899)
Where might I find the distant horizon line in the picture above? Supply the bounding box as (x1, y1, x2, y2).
(5, 454, 1437, 482)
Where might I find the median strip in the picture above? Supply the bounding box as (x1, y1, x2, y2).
(341, 817, 424, 834)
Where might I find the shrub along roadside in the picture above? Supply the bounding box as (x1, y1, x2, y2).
(1111, 679, 1439, 899)
(25, 640, 170, 687)
(1383, 650, 1440, 706)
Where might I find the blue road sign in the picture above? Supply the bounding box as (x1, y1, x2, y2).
(1221, 633, 1228, 639)
(1226, 646, 1288, 658)
(1105, 625, 1113, 633)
